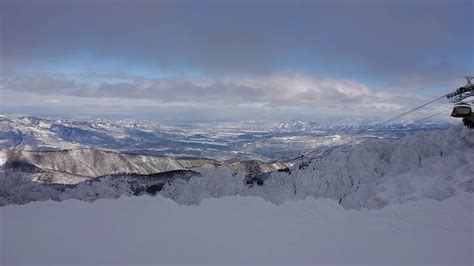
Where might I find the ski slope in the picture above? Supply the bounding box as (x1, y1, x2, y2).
(1, 194, 472, 266)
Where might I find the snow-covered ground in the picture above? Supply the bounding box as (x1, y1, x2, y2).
(1, 120, 473, 265)
(1, 194, 472, 266)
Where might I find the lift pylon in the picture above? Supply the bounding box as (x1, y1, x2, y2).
(448, 76, 474, 128)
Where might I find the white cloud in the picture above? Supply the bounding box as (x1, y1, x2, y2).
(2, 72, 397, 106)
(1, 71, 452, 122)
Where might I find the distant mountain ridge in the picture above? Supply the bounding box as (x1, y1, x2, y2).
(0, 114, 452, 161)
(0, 115, 464, 207)
(0, 148, 288, 185)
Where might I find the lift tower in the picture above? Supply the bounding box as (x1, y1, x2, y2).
(447, 76, 474, 128)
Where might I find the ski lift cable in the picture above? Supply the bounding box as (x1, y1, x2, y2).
(358, 107, 452, 144)
(314, 77, 471, 156)
(332, 94, 448, 148)
(292, 107, 451, 164)
(365, 94, 448, 131)
(410, 107, 452, 124)
(293, 93, 450, 163)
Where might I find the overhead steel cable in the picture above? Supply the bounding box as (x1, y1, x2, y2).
(365, 94, 448, 131)
(405, 107, 452, 124)
(293, 108, 452, 164)
(292, 94, 450, 163)
(359, 107, 452, 144)
(288, 92, 451, 164)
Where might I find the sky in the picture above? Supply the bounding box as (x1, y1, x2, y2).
(0, 0, 473, 122)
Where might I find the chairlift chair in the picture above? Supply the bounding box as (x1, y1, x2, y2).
(451, 102, 472, 118)
(447, 76, 474, 128)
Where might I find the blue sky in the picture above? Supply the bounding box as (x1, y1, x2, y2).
(0, 0, 472, 122)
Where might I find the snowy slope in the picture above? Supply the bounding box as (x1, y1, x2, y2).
(0, 148, 287, 186)
(0, 151, 288, 206)
(161, 125, 474, 209)
(1, 149, 222, 178)
(1, 194, 472, 266)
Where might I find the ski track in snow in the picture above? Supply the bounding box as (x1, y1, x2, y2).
(1, 194, 473, 266)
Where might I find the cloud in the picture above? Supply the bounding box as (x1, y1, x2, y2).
(2, 70, 455, 123)
(1, 71, 400, 108)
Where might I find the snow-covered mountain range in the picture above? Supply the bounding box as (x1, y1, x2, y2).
(0, 115, 451, 160)
(1, 114, 471, 209)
